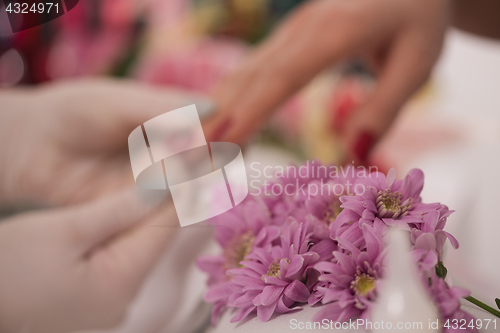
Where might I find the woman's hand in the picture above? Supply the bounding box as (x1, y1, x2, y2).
(0, 188, 176, 333)
(204, 0, 450, 162)
(0, 78, 211, 207)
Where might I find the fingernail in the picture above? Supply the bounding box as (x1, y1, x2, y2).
(354, 131, 376, 162)
(212, 118, 232, 141)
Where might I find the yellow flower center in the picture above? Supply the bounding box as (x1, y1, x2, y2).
(376, 189, 412, 219)
(382, 197, 400, 211)
(351, 274, 376, 297)
(324, 200, 343, 225)
(224, 230, 255, 269)
(264, 258, 290, 279)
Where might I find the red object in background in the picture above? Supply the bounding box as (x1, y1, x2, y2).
(64, 0, 78, 11)
(1, 0, 139, 83)
(354, 130, 376, 164)
(9, 22, 53, 83)
(328, 77, 369, 134)
(3, 0, 80, 33)
(3, 0, 65, 32)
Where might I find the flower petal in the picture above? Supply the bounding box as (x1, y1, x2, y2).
(312, 302, 344, 322)
(276, 296, 302, 313)
(284, 280, 310, 303)
(235, 292, 259, 308)
(414, 232, 436, 252)
(261, 285, 285, 306)
(240, 260, 268, 275)
(257, 301, 278, 322)
(204, 282, 230, 303)
(285, 255, 304, 278)
(232, 275, 265, 287)
(333, 252, 356, 276)
(230, 306, 256, 323)
(444, 231, 460, 249)
(386, 168, 396, 188)
(262, 276, 289, 286)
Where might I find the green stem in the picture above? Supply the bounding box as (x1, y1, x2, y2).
(464, 296, 500, 318)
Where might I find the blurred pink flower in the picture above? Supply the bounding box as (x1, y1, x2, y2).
(226, 220, 321, 322)
(196, 199, 279, 325)
(425, 273, 478, 333)
(134, 38, 248, 93)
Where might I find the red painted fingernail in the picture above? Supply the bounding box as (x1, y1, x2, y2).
(212, 118, 233, 141)
(332, 93, 356, 133)
(354, 131, 376, 163)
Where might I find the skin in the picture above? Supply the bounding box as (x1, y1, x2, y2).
(0, 190, 177, 333)
(0, 78, 207, 207)
(0, 79, 205, 332)
(203, 0, 451, 163)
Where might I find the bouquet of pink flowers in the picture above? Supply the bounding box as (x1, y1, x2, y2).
(197, 164, 499, 331)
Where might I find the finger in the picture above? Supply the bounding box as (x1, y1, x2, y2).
(47, 78, 214, 151)
(48, 78, 214, 124)
(94, 202, 179, 291)
(202, 1, 324, 142)
(341, 31, 440, 164)
(203, 1, 365, 145)
(104, 80, 214, 145)
(201, 7, 308, 142)
(207, 0, 317, 115)
(65, 187, 170, 251)
(114, 81, 215, 124)
(63, 188, 177, 326)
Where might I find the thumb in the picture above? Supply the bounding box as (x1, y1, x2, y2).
(341, 33, 439, 164)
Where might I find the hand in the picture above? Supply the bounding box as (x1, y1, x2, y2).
(0, 188, 176, 333)
(203, 0, 450, 162)
(0, 78, 211, 207)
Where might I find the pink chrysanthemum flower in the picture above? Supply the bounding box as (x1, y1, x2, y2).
(312, 224, 385, 322)
(424, 273, 478, 333)
(226, 220, 326, 322)
(333, 168, 441, 249)
(197, 199, 280, 325)
(261, 161, 335, 226)
(411, 209, 459, 264)
(295, 166, 362, 222)
(198, 165, 479, 328)
(270, 165, 363, 240)
(336, 168, 424, 224)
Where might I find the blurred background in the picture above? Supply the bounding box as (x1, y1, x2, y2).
(0, 0, 377, 164)
(1, 1, 500, 332)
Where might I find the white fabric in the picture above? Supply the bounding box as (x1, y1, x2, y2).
(397, 29, 500, 307)
(208, 301, 498, 333)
